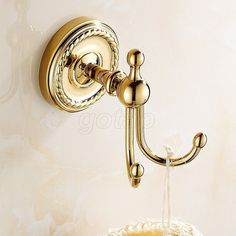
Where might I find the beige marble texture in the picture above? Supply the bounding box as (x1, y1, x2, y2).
(0, 0, 235, 235)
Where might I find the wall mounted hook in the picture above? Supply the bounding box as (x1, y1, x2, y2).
(39, 17, 207, 188)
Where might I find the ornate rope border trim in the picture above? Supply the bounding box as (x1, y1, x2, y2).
(55, 27, 119, 111)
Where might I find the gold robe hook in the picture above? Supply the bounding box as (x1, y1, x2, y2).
(120, 50, 206, 187)
(85, 49, 207, 187)
(136, 106, 207, 166)
(39, 17, 207, 188)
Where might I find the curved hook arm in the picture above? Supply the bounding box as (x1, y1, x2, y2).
(125, 108, 144, 187)
(136, 106, 207, 166)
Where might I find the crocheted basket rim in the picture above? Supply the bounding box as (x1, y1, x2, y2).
(106, 220, 203, 236)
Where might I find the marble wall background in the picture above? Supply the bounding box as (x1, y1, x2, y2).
(0, 0, 235, 235)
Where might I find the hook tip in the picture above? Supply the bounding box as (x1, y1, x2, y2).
(193, 132, 207, 148)
(130, 163, 144, 188)
(130, 163, 144, 178)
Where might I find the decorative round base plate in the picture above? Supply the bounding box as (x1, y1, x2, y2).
(39, 17, 119, 112)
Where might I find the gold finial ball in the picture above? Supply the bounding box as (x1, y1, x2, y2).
(117, 79, 150, 107)
(127, 49, 145, 66)
(117, 48, 149, 107)
(193, 133, 207, 148)
(130, 163, 144, 179)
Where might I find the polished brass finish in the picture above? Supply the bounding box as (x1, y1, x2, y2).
(136, 106, 207, 166)
(84, 64, 126, 96)
(39, 17, 119, 112)
(39, 17, 207, 187)
(125, 107, 144, 188)
(68, 52, 102, 88)
(117, 49, 150, 107)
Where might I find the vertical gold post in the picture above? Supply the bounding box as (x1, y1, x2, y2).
(126, 107, 144, 187)
(125, 107, 135, 174)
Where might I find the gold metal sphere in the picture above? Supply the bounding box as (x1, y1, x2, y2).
(193, 133, 207, 148)
(117, 79, 150, 107)
(130, 163, 144, 178)
(127, 49, 145, 66)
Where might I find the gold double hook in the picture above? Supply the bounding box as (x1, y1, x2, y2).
(39, 18, 207, 188)
(84, 49, 207, 188)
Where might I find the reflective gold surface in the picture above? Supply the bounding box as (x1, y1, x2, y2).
(84, 48, 207, 186)
(68, 52, 102, 88)
(136, 106, 207, 166)
(125, 107, 144, 188)
(39, 17, 119, 112)
(39, 18, 207, 187)
(117, 49, 150, 107)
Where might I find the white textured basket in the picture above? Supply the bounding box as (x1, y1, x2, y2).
(106, 220, 203, 236)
